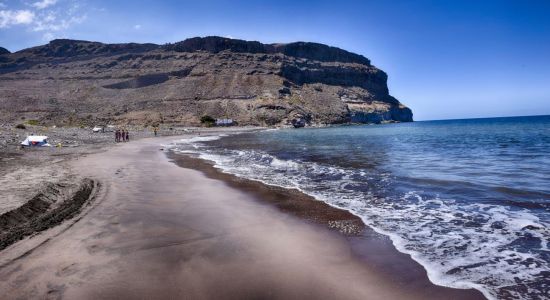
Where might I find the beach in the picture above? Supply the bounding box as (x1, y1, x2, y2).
(0, 130, 485, 299)
(179, 119, 550, 299)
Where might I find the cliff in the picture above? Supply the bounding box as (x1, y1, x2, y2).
(0, 37, 412, 126)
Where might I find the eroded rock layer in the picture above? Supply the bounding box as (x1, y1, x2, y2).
(0, 37, 412, 126)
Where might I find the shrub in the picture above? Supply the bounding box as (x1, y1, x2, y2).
(26, 119, 39, 126)
(200, 115, 215, 127)
(15, 124, 26, 129)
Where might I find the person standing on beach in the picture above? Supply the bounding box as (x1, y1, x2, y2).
(154, 127, 157, 137)
(115, 129, 119, 142)
(125, 130, 129, 142)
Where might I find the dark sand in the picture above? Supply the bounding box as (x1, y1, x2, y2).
(0, 135, 485, 299)
(169, 153, 486, 300)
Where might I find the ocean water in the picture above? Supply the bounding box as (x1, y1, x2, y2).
(173, 116, 550, 300)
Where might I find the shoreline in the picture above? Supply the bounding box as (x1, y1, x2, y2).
(168, 151, 486, 299)
(0, 133, 486, 299)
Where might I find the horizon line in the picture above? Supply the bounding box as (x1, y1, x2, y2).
(417, 113, 550, 122)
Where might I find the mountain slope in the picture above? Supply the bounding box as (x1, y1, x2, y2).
(0, 37, 413, 126)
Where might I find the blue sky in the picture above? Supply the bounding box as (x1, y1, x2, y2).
(1, 0, 549, 120)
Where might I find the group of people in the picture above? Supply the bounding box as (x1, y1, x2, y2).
(115, 129, 129, 142)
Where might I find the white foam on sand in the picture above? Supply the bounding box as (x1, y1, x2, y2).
(172, 139, 550, 300)
(179, 135, 227, 144)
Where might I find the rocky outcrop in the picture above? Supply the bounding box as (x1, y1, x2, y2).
(20, 39, 159, 58)
(349, 103, 413, 123)
(164, 37, 370, 65)
(280, 63, 389, 97)
(291, 117, 307, 128)
(0, 48, 10, 64)
(0, 36, 413, 126)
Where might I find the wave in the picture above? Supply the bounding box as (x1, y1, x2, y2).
(401, 177, 550, 208)
(172, 137, 550, 300)
(161, 135, 227, 152)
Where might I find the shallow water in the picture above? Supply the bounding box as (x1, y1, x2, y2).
(173, 115, 550, 300)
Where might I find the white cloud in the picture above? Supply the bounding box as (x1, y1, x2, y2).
(42, 31, 54, 41)
(15, 10, 34, 23)
(1, 0, 87, 42)
(133, 24, 141, 30)
(32, 12, 86, 32)
(0, 10, 35, 28)
(32, 0, 58, 10)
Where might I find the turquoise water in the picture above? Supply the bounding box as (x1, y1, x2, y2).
(174, 115, 550, 300)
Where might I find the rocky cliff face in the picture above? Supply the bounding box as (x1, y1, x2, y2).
(0, 37, 412, 126)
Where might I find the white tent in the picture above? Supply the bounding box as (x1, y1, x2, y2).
(21, 136, 51, 147)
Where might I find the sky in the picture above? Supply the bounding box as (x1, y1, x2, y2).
(1, 0, 549, 121)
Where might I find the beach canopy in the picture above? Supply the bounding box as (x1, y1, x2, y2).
(21, 136, 51, 147)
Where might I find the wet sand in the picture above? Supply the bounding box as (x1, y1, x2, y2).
(169, 153, 486, 299)
(0, 135, 485, 299)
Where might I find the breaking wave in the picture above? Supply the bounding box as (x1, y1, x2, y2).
(172, 132, 550, 300)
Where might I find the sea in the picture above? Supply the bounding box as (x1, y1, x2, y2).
(172, 115, 550, 300)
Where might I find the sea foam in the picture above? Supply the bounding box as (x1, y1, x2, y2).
(172, 135, 550, 300)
